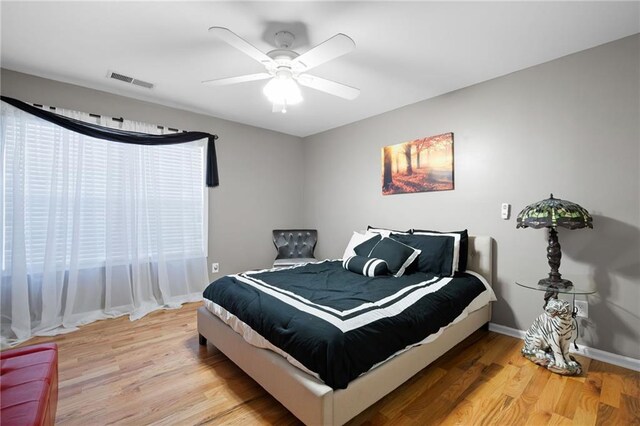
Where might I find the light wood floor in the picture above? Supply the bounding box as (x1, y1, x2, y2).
(14, 302, 639, 425)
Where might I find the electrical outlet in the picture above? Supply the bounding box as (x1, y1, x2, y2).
(211, 262, 219, 274)
(574, 300, 588, 318)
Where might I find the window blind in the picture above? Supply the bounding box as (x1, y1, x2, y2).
(1, 106, 207, 272)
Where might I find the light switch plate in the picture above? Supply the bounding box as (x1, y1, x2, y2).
(501, 203, 510, 220)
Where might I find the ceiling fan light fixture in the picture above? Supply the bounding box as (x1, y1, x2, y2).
(206, 27, 359, 112)
(263, 74, 303, 113)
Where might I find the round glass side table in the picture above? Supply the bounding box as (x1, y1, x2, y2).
(516, 276, 596, 309)
(516, 276, 596, 376)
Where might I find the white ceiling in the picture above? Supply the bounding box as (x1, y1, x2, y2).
(2, 2, 639, 137)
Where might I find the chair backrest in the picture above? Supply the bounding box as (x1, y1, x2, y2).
(273, 229, 318, 259)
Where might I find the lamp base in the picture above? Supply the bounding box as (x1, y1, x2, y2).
(538, 277, 573, 288)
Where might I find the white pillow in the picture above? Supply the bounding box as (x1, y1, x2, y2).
(367, 226, 410, 237)
(342, 231, 377, 259)
(366, 228, 390, 238)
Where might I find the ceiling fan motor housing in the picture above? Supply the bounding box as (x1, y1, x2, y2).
(266, 49, 302, 76)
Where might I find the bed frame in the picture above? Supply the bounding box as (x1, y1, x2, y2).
(197, 236, 493, 425)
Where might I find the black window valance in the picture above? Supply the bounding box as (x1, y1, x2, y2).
(1, 96, 219, 187)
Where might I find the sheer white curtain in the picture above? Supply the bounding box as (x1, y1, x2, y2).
(1, 101, 209, 348)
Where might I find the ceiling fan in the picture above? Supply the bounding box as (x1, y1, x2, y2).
(202, 27, 360, 113)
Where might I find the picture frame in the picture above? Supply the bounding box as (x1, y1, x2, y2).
(381, 132, 454, 195)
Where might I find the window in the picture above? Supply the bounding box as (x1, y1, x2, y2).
(1, 99, 211, 347)
(1, 103, 207, 272)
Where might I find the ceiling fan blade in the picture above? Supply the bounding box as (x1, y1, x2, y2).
(202, 73, 271, 86)
(292, 34, 355, 71)
(298, 74, 360, 100)
(209, 27, 274, 66)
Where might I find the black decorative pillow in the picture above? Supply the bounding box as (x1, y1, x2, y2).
(342, 256, 389, 277)
(353, 233, 382, 256)
(412, 228, 468, 271)
(368, 237, 421, 277)
(393, 233, 457, 277)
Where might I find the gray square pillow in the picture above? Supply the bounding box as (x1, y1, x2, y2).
(368, 237, 421, 277)
(353, 234, 382, 256)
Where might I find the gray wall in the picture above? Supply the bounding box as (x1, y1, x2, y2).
(302, 35, 640, 359)
(3, 35, 639, 359)
(1, 68, 305, 281)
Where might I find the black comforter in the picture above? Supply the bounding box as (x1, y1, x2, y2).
(203, 260, 486, 389)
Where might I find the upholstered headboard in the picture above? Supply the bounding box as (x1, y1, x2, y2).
(467, 236, 493, 285)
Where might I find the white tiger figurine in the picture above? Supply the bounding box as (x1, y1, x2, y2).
(521, 298, 582, 375)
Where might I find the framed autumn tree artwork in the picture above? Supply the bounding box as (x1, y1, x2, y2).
(381, 132, 454, 195)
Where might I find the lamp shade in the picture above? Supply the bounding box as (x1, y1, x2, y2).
(263, 76, 303, 106)
(516, 194, 593, 230)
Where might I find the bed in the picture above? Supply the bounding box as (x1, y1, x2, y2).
(197, 235, 493, 425)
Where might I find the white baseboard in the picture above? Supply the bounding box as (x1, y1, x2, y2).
(489, 323, 525, 339)
(488, 322, 640, 372)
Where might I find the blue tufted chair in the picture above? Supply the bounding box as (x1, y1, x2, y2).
(272, 229, 318, 268)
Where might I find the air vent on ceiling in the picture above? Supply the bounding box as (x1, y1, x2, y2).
(109, 72, 133, 83)
(132, 79, 154, 89)
(107, 71, 154, 89)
